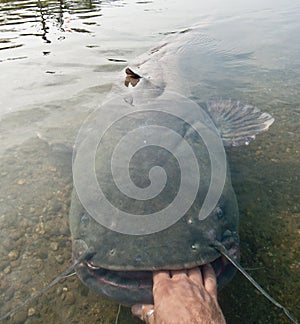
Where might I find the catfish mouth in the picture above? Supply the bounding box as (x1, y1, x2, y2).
(82, 261, 154, 290)
(85, 254, 229, 286)
(75, 252, 236, 305)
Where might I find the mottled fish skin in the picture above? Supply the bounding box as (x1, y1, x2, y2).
(70, 27, 273, 305)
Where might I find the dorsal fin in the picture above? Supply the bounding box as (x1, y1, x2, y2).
(124, 68, 142, 87)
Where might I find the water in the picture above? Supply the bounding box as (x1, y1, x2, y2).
(0, 0, 299, 323)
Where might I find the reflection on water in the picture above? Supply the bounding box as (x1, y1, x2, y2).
(0, 0, 115, 46)
(0, 0, 119, 58)
(0, 0, 299, 323)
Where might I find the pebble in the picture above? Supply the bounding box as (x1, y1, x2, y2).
(16, 179, 26, 185)
(59, 222, 69, 235)
(37, 248, 48, 260)
(10, 231, 24, 240)
(4, 288, 14, 301)
(55, 254, 64, 264)
(56, 287, 63, 295)
(36, 226, 45, 235)
(3, 266, 11, 274)
(50, 203, 62, 213)
(13, 310, 28, 324)
(10, 260, 21, 268)
(0, 274, 9, 290)
(63, 292, 75, 305)
(65, 305, 76, 319)
(20, 272, 32, 284)
(8, 250, 19, 261)
(0, 256, 8, 270)
(50, 242, 59, 251)
(33, 258, 44, 271)
(28, 308, 36, 317)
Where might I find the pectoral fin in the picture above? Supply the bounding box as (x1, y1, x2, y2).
(205, 100, 274, 146)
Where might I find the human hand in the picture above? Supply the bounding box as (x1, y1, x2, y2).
(131, 264, 225, 324)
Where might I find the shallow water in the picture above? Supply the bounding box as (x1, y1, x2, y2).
(0, 0, 299, 323)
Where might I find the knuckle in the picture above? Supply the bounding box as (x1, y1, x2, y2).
(153, 279, 169, 294)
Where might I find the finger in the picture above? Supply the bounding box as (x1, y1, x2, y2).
(131, 304, 143, 319)
(131, 304, 155, 323)
(187, 266, 203, 286)
(170, 269, 188, 279)
(131, 304, 154, 323)
(143, 306, 155, 324)
(153, 270, 170, 285)
(202, 263, 217, 298)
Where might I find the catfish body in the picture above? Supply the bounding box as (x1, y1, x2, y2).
(70, 27, 273, 305)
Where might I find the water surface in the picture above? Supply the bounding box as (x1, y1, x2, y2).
(0, 0, 299, 323)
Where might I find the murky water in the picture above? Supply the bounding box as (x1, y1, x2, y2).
(0, 0, 299, 323)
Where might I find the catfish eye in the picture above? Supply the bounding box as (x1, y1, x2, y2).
(215, 207, 223, 218)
